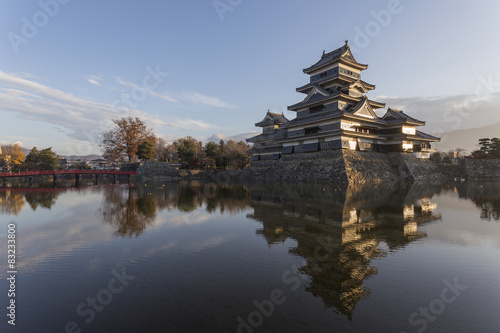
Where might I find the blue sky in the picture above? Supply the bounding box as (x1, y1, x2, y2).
(1, 0, 500, 156)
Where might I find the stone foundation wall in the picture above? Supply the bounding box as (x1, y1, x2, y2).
(239, 150, 443, 185)
(243, 150, 348, 183)
(435, 159, 500, 180)
(136, 162, 182, 182)
(124, 152, 447, 185)
(463, 159, 500, 179)
(397, 153, 443, 182)
(343, 150, 398, 184)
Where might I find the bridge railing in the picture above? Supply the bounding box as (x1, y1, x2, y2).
(0, 170, 138, 177)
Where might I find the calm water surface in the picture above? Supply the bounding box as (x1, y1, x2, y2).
(1, 181, 500, 333)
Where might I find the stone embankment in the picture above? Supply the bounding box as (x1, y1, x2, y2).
(242, 150, 443, 185)
(462, 159, 500, 179)
(127, 151, 444, 185)
(437, 158, 500, 180)
(121, 162, 209, 182)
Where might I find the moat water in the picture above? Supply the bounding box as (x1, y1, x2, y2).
(1, 180, 499, 333)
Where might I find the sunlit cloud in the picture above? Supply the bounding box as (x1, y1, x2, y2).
(206, 132, 257, 143)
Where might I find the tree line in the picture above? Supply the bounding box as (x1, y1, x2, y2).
(430, 137, 500, 163)
(100, 117, 251, 169)
(0, 117, 252, 172)
(0, 145, 59, 172)
(472, 138, 500, 159)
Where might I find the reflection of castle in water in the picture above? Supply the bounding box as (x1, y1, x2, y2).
(246, 182, 441, 318)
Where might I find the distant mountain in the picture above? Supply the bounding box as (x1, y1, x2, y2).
(15, 147, 101, 161)
(434, 123, 500, 154)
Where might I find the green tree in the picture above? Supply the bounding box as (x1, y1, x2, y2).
(430, 152, 442, 163)
(479, 138, 491, 153)
(24, 147, 39, 170)
(205, 141, 219, 159)
(203, 141, 219, 169)
(137, 141, 156, 161)
(38, 148, 59, 170)
(174, 137, 202, 169)
(100, 117, 155, 162)
(489, 137, 500, 157)
(442, 156, 452, 164)
(24, 147, 59, 170)
(215, 139, 228, 169)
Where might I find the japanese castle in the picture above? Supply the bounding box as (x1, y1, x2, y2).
(247, 41, 439, 160)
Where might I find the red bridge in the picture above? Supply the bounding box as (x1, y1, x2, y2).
(0, 169, 138, 185)
(0, 170, 138, 177)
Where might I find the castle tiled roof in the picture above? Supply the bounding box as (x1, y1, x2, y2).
(246, 128, 287, 143)
(303, 41, 368, 74)
(255, 111, 289, 127)
(382, 108, 425, 125)
(281, 110, 343, 128)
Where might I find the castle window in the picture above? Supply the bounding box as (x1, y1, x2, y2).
(305, 127, 319, 135)
(310, 105, 324, 114)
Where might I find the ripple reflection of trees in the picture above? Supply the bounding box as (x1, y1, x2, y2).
(24, 192, 59, 210)
(101, 186, 156, 237)
(101, 183, 252, 236)
(0, 191, 25, 215)
(454, 182, 500, 222)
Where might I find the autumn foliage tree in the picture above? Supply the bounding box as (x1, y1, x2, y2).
(100, 117, 156, 162)
(0, 143, 25, 171)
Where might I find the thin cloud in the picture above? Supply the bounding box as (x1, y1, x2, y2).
(0, 70, 163, 142)
(163, 117, 215, 130)
(85, 74, 104, 86)
(157, 134, 181, 144)
(181, 91, 233, 108)
(114, 76, 178, 103)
